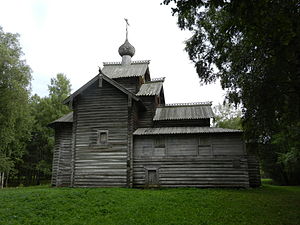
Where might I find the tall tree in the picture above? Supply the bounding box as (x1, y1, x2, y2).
(163, 0, 300, 184)
(0, 26, 32, 188)
(213, 103, 242, 130)
(16, 74, 71, 185)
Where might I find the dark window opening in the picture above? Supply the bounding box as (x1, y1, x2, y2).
(154, 136, 165, 148)
(97, 130, 108, 145)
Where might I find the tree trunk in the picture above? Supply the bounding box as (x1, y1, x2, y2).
(0, 172, 4, 189)
(5, 171, 9, 188)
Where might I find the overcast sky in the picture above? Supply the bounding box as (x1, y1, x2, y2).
(0, 0, 226, 105)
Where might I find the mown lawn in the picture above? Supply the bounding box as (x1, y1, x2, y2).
(0, 184, 299, 225)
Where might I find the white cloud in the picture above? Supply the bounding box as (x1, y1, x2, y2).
(0, 0, 226, 105)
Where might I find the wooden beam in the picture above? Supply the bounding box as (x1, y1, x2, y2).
(128, 96, 132, 108)
(98, 75, 103, 87)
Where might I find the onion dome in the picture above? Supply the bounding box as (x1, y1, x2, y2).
(118, 39, 135, 57)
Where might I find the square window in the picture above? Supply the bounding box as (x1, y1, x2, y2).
(97, 130, 108, 145)
(154, 136, 165, 148)
(198, 137, 212, 155)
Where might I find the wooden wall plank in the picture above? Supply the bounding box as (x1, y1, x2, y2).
(133, 134, 250, 188)
(73, 80, 129, 187)
(52, 123, 73, 187)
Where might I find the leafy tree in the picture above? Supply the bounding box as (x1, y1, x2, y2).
(16, 74, 71, 185)
(213, 103, 242, 130)
(163, 0, 300, 184)
(0, 27, 32, 187)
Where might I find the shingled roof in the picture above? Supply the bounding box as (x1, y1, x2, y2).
(136, 78, 165, 96)
(133, 127, 242, 135)
(48, 111, 73, 127)
(102, 60, 150, 79)
(153, 102, 214, 121)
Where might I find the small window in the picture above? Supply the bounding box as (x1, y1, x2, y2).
(198, 137, 211, 147)
(154, 136, 165, 148)
(97, 130, 108, 145)
(198, 137, 212, 155)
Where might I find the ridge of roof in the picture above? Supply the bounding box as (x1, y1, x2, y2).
(103, 60, 150, 66)
(148, 77, 165, 83)
(159, 102, 213, 107)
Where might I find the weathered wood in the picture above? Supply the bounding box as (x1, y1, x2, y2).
(72, 80, 129, 187)
(51, 123, 72, 187)
(114, 77, 140, 93)
(138, 96, 156, 127)
(154, 119, 210, 127)
(133, 134, 250, 188)
(247, 155, 261, 187)
(98, 75, 103, 87)
(51, 65, 260, 189)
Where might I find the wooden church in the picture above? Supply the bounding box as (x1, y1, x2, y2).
(49, 33, 260, 188)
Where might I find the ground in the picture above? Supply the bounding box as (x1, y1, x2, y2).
(0, 182, 299, 225)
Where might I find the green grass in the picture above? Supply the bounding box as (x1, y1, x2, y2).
(0, 184, 300, 225)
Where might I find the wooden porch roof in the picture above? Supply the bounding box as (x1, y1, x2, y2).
(133, 127, 242, 135)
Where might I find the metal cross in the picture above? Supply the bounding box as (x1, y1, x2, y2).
(124, 18, 129, 40)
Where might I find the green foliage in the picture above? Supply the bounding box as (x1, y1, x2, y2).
(0, 27, 71, 186)
(213, 103, 242, 129)
(0, 26, 32, 183)
(16, 74, 71, 185)
(48, 73, 72, 122)
(0, 185, 300, 225)
(163, 0, 300, 185)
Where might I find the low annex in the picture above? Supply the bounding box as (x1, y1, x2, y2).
(49, 35, 260, 188)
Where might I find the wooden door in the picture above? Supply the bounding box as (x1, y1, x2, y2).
(146, 169, 159, 187)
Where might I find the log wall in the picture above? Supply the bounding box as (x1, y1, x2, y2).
(51, 123, 73, 187)
(138, 96, 156, 128)
(154, 119, 210, 127)
(247, 155, 261, 187)
(73, 81, 129, 187)
(133, 134, 250, 188)
(114, 77, 140, 94)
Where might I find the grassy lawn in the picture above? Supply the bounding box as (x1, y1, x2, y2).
(0, 184, 299, 225)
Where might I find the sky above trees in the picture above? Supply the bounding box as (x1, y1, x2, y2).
(0, 0, 225, 105)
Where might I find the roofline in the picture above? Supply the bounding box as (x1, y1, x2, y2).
(149, 77, 165, 82)
(157, 102, 213, 108)
(47, 121, 72, 128)
(136, 81, 164, 97)
(103, 60, 150, 66)
(133, 127, 243, 135)
(153, 117, 213, 121)
(63, 73, 142, 105)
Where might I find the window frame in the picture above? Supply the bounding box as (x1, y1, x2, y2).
(97, 130, 109, 145)
(154, 136, 165, 148)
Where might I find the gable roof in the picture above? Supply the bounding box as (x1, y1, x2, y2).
(153, 102, 214, 121)
(102, 60, 150, 79)
(136, 78, 165, 96)
(63, 73, 141, 105)
(133, 127, 242, 135)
